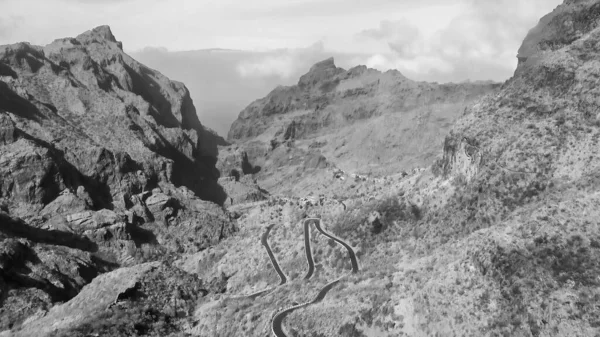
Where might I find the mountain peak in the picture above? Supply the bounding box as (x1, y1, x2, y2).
(309, 57, 336, 71)
(516, 0, 600, 70)
(298, 57, 345, 88)
(75, 25, 123, 49)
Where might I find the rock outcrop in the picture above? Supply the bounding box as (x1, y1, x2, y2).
(16, 261, 207, 337)
(0, 26, 235, 332)
(0, 25, 229, 216)
(438, 0, 600, 200)
(228, 59, 499, 143)
(225, 57, 500, 195)
(192, 1, 600, 336)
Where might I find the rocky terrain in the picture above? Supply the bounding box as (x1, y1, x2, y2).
(179, 0, 600, 336)
(0, 26, 254, 336)
(3, 0, 600, 336)
(225, 57, 500, 195)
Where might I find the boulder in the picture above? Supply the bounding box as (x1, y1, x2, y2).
(18, 262, 162, 337)
(65, 211, 94, 229)
(66, 209, 126, 231)
(40, 190, 90, 216)
(367, 211, 384, 234)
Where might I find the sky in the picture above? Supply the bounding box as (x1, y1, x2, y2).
(0, 0, 563, 135)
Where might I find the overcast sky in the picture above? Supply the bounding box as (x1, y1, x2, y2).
(0, 0, 563, 135)
(1, 0, 561, 68)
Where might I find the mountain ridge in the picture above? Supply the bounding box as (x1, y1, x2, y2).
(0, 25, 241, 334)
(224, 55, 500, 196)
(4, 0, 600, 335)
(185, 0, 600, 335)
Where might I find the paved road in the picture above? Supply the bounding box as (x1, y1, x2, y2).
(312, 219, 359, 273)
(262, 224, 287, 285)
(303, 220, 315, 280)
(271, 278, 341, 337)
(242, 224, 288, 300)
(271, 218, 359, 337)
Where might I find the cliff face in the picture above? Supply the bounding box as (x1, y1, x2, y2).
(228, 58, 499, 143)
(225, 56, 499, 195)
(193, 2, 600, 336)
(517, 0, 600, 65)
(8, 1, 600, 335)
(0, 26, 235, 332)
(0, 26, 229, 216)
(438, 0, 600, 187)
(398, 1, 600, 334)
(424, 0, 600, 238)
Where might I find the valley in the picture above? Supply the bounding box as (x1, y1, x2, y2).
(2, 0, 600, 336)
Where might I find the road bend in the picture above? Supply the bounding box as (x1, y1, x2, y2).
(312, 219, 359, 273)
(271, 218, 359, 336)
(271, 278, 342, 337)
(262, 224, 287, 285)
(303, 219, 315, 280)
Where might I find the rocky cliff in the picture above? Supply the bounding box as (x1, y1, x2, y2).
(228, 58, 498, 142)
(6, 1, 600, 335)
(364, 0, 600, 334)
(225, 56, 500, 195)
(185, 1, 600, 336)
(0, 26, 236, 333)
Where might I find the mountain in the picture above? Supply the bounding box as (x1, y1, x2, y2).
(130, 47, 370, 138)
(5, 0, 600, 335)
(0, 26, 242, 335)
(225, 57, 500, 196)
(178, 0, 600, 336)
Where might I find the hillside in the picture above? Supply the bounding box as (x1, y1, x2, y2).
(184, 0, 600, 336)
(0, 26, 246, 335)
(4, 0, 600, 336)
(225, 57, 500, 196)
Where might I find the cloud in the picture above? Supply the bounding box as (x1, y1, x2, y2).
(233, 0, 448, 19)
(356, 19, 423, 59)
(62, 0, 139, 3)
(235, 41, 327, 79)
(137, 46, 169, 54)
(363, 54, 454, 75)
(353, 0, 562, 82)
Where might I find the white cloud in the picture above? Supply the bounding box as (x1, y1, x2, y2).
(0, 0, 563, 83)
(352, 0, 563, 82)
(356, 19, 424, 59)
(237, 54, 298, 78)
(235, 41, 326, 79)
(363, 54, 454, 75)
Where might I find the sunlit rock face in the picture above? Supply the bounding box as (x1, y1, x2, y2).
(0, 26, 236, 332)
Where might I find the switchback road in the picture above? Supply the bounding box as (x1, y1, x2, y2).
(271, 218, 359, 337)
(262, 224, 287, 285)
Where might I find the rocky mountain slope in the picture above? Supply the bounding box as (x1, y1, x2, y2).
(225, 57, 500, 195)
(179, 0, 600, 336)
(0, 26, 245, 335)
(4, 0, 600, 336)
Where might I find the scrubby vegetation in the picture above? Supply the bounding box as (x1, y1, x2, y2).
(48, 264, 204, 337)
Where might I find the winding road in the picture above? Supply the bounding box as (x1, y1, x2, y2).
(303, 220, 315, 280)
(244, 224, 287, 300)
(262, 224, 287, 285)
(271, 218, 359, 337)
(313, 219, 359, 274)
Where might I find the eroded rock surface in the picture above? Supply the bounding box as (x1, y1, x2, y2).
(225, 56, 500, 196)
(0, 26, 235, 333)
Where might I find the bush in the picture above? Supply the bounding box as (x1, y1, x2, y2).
(49, 305, 184, 337)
